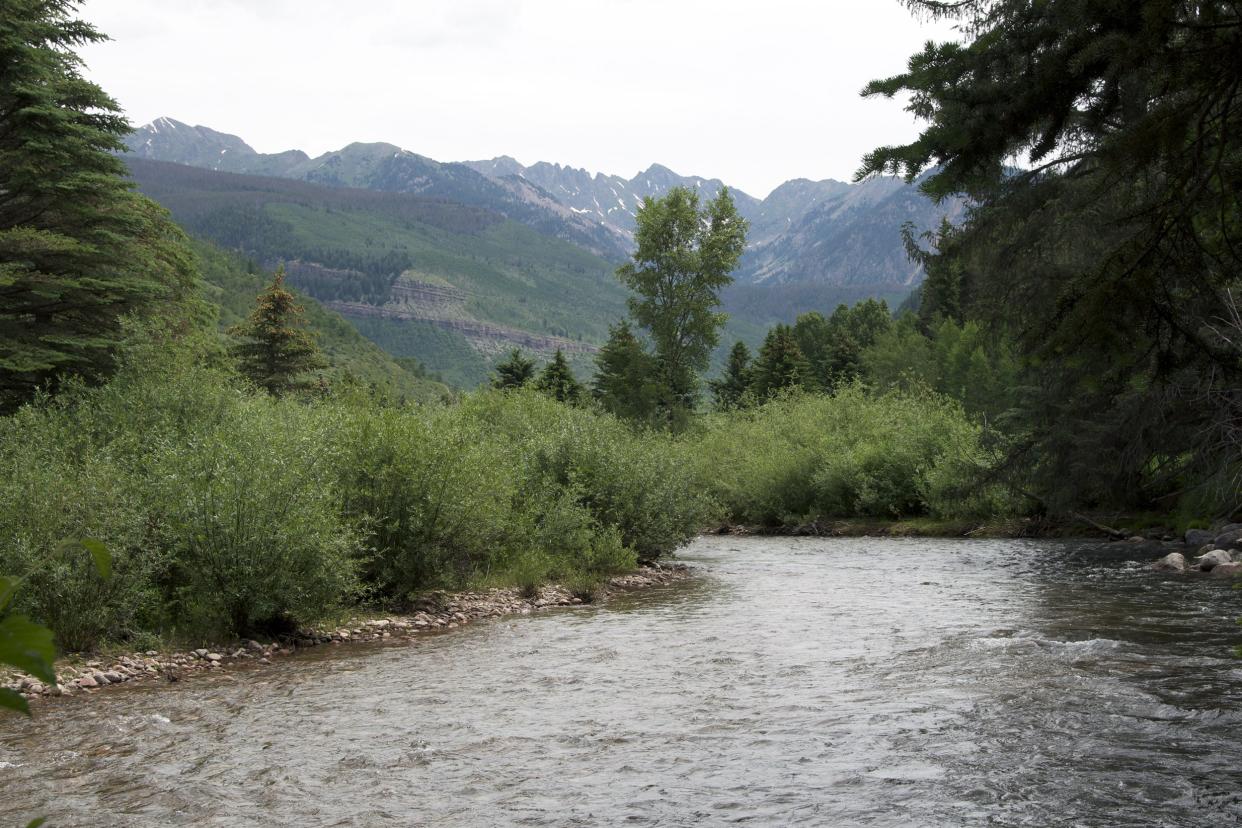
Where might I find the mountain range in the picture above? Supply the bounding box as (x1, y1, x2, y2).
(125, 118, 961, 293)
(120, 118, 961, 386)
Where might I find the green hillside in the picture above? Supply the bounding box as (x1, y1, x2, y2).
(127, 159, 628, 386)
(193, 240, 452, 401)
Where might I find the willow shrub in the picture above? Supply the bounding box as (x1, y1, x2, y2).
(0, 350, 714, 650)
(0, 355, 359, 648)
(689, 386, 1011, 527)
(460, 391, 715, 562)
(335, 390, 713, 602)
(0, 406, 156, 651)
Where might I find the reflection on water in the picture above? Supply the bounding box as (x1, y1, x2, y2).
(2, 537, 1240, 826)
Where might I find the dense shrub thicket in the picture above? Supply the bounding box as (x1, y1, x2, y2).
(689, 386, 1013, 528)
(0, 345, 711, 650)
(0, 331, 1013, 652)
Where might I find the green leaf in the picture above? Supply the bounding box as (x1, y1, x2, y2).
(55, 538, 112, 579)
(80, 538, 111, 579)
(0, 575, 18, 613)
(0, 687, 30, 716)
(26, 817, 48, 828)
(0, 614, 57, 684)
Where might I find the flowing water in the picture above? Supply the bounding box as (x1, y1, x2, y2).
(2, 537, 1241, 826)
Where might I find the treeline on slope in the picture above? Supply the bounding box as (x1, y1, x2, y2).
(196, 240, 449, 401)
(125, 155, 633, 377)
(192, 201, 414, 304)
(707, 299, 1016, 423)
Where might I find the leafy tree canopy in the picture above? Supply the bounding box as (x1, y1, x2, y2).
(617, 186, 747, 424)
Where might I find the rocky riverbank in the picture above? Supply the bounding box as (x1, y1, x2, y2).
(1, 563, 692, 708)
(1149, 522, 1242, 576)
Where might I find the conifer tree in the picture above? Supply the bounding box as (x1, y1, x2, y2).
(231, 265, 325, 395)
(0, 0, 197, 411)
(709, 341, 753, 411)
(793, 301, 892, 390)
(862, 0, 1242, 509)
(492, 348, 535, 390)
(535, 349, 583, 404)
(593, 321, 659, 423)
(750, 324, 818, 399)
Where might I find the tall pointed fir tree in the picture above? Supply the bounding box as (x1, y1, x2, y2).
(535, 349, 583, 404)
(750, 324, 818, 399)
(492, 348, 536, 390)
(230, 265, 325, 395)
(0, 0, 197, 411)
(593, 321, 659, 424)
(709, 341, 753, 411)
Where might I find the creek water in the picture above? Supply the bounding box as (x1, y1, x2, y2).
(2, 536, 1241, 826)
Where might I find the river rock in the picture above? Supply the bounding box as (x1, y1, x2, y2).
(206, 652, 223, 662)
(1195, 549, 1234, 571)
(194, 648, 209, 659)
(76, 675, 98, 689)
(1213, 528, 1242, 549)
(1152, 552, 1187, 573)
(1209, 562, 1242, 579)
(1185, 528, 1216, 547)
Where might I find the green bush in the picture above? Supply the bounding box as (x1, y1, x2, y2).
(465, 391, 715, 561)
(336, 390, 695, 601)
(335, 401, 524, 599)
(0, 408, 156, 651)
(0, 353, 361, 647)
(145, 396, 359, 638)
(689, 385, 1012, 526)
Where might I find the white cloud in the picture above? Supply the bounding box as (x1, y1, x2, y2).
(78, 0, 955, 197)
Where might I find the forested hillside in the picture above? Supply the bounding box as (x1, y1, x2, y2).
(193, 240, 451, 401)
(126, 159, 628, 386)
(127, 118, 962, 324)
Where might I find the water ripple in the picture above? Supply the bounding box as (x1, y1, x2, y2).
(1, 537, 1240, 826)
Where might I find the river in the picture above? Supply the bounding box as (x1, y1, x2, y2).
(2, 537, 1240, 826)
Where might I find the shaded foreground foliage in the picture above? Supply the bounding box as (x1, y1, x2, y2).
(860, 0, 1242, 516)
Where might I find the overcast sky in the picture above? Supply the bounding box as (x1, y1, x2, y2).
(78, 0, 954, 198)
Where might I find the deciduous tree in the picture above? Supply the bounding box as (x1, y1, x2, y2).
(617, 187, 747, 426)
